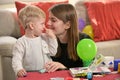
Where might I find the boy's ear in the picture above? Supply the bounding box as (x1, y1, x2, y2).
(65, 21, 70, 29)
(29, 22, 34, 30)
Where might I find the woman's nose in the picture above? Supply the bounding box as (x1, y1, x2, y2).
(47, 20, 51, 28)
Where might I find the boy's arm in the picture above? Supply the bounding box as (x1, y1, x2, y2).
(12, 40, 24, 76)
(42, 28, 58, 56)
(48, 38, 58, 56)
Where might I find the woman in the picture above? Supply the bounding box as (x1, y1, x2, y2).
(45, 3, 91, 72)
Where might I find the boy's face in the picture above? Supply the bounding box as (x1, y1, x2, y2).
(32, 17, 46, 36)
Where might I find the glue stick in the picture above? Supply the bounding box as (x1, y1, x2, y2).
(118, 63, 120, 73)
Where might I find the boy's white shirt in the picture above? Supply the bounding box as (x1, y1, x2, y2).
(12, 34, 58, 75)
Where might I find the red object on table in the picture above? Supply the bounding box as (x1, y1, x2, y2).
(17, 70, 120, 80)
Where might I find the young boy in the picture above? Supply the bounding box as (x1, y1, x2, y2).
(12, 5, 58, 77)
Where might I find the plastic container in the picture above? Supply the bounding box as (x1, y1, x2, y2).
(114, 59, 120, 71)
(87, 72, 93, 80)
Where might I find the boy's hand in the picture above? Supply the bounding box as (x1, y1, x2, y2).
(17, 69, 27, 77)
(44, 28, 56, 39)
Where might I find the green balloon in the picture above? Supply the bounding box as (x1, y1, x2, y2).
(77, 39, 97, 61)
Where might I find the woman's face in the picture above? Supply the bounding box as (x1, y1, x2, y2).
(47, 12, 70, 37)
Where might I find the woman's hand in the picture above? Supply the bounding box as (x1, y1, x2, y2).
(17, 69, 27, 77)
(45, 61, 66, 72)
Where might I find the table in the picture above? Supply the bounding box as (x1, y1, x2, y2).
(17, 70, 120, 80)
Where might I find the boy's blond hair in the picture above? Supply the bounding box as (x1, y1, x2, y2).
(18, 5, 46, 29)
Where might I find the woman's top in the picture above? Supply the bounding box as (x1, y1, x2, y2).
(51, 32, 91, 68)
(12, 34, 58, 75)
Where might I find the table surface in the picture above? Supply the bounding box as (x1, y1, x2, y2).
(17, 70, 120, 80)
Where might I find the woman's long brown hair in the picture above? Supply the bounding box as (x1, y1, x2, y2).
(49, 3, 79, 61)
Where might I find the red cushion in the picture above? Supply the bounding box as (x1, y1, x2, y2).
(85, 1, 120, 42)
(15, 1, 68, 35)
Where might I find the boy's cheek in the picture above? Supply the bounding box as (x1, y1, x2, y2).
(42, 28, 46, 33)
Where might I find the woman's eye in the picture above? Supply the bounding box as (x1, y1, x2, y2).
(50, 18, 57, 23)
(51, 19, 56, 22)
